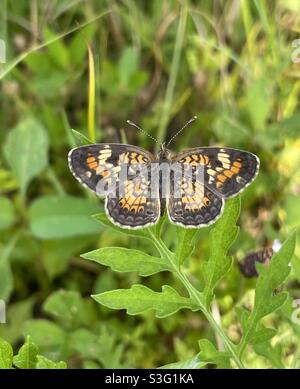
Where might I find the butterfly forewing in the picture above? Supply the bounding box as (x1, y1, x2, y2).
(172, 147, 259, 199)
(68, 143, 160, 228)
(68, 144, 154, 193)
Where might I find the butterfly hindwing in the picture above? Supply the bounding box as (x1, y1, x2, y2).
(68, 143, 160, 228)
(173, 147, 259, 198)
(167, 175, 224, 227)
(105, 172, 160, 228)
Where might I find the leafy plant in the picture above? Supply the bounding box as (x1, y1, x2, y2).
(0, 0, 299, 370)
(83, 197, 296, 368)
(0, 336, 67, 369)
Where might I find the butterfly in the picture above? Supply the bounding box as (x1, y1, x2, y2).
(68, 125, 259, 229)
(239, 247, 273, 278)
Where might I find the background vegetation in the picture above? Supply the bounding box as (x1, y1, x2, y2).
(0, 0, 299, 369)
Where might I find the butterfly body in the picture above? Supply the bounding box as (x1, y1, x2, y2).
(68, 142, 259, 229)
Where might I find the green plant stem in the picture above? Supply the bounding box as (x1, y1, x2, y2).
(87, 43, 96, 143)
(148, 230, 245, 369)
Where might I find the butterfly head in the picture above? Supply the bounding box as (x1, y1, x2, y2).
(158, 142, 171, 161)
(127, 116, 198, 154)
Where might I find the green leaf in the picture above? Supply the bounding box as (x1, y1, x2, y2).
(0, 257, 13, 301)
(23, 319, 66, 355)
(0, 235, 17, 301)
(71, 129, 92, 145)
(92, 284, 198, 318)
(284, 195, 300, 229)
(246, 76, 273, 130)
(0, 298, 34, 344)
(69, 24, 96, 66)
(202, 197, 240, 307)
(43, 290, 85, 330)
(253, 234, 295, 321)
(29, 196, 102, 239)
(69, 329, 102, 361)
(43, 28, 69, 68)
(175, 227, 199, 266)
(36, 355, 67, 369)
(3, 118, 49, 196)
(13, 335, 38, 369)
(69, 328, 124, 368)
(249, 327, 277, 345)
(42, 236, 94, 278)
(118, 47, 139, 86)
(82, 247, 173, 276)
(93, 212, 150, 239)
(253, 342, 284, 369)
(0, 337, 13, 368)
(238, 233, 296, 355)
(0, 196, 15, 230)
(198, 339, 230, 368)
(158, 356, 205, 369)
(146, 216, 167, 239)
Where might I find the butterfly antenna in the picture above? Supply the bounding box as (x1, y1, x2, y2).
(126, 120, 160, 145)
(166, 116, 198, 147)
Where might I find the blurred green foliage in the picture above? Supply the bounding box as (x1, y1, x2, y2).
(0, 0, 300, 369)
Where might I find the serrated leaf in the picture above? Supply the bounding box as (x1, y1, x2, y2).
(0, 337, 13, 368)
(253, 342, 284, 369)
(159, 355, 205, 369)
(239, 233, 296, 354)
(13, 335, 38, 369)
(253, 233, 295, 322)
(93, 212, 150, 239)
(82, 247, 173, 276)
(235, 306, 250, 333)
(29, 196, 102, 239)
(36, 355, 67, 369)
(249, 327, 277, 345)
(92, 284, 198, 318)
(202, 197, 240, 307)
(198, 339, 230, 368)
(3, 118, 49, 196)
(175, 228, 199, 266)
